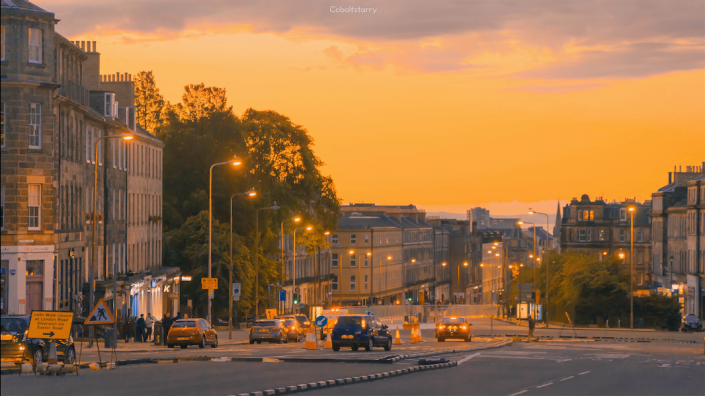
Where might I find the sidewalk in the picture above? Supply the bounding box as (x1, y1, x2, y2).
(76, 329, 250, 353)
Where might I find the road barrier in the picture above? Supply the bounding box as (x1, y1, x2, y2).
(304, 327, 318, 350)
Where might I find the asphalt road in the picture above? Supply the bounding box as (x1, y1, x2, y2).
(3, 337, 702, 396)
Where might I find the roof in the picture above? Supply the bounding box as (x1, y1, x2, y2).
(337, 215, 401, 230)
(1, 0, 54, 19)
(134, 125, 164, 145)
(399, 216, 432, 229)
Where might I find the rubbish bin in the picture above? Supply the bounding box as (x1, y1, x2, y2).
(104, 329, 115, 349)
(153, 321, 164, 346)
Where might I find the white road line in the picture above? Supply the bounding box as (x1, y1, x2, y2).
(457, 352, 482, 365)
(559, 376, 574, 381)
(508, 390, 528, 396)
(578, 371, 591, 375)
(536, 382, 553, 388)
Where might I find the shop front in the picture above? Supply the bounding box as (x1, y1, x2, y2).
(1, 245, 55, 315)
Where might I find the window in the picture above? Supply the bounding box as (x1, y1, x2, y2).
(364, 255, 369, 267)
(331, 253, 339, 267)
(578, 229, 586, 242)
(637, 230, 643, 243)
(26, 260, 43, 276)
(1, 101, 4, 147)
(28, 184, 41, 229)
(620, 229, 626, 242)
(586, 229, 592, 242)
(331, 234, 339, 244)
(364, 275, 368, 291)
(350, 255, 356, 267)
(331, 275, 338, 291)
(28, 28, 42, 64)
(1, 25, 4, 61)
(365, 234, 369, 244)
(350, 275, 356, 291)
(620, 208, 627, 222)
(29, 103, 41, 148)
(350, 234, 356, 245)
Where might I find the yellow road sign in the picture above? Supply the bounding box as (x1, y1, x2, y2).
(27, 311, 74, 340)
(85, 298, 115, 325)
(265, 309, 278, 319)
(201, 277, 218, 290)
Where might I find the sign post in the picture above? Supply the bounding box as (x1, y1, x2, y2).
(84, 299, 117, 368)
(28, 311, 73, 341)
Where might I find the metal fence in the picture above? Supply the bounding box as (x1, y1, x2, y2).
(346, 304, 497, 323)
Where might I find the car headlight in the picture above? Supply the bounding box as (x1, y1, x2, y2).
(461, 326, 467, 330)
(438, 325, 445, 330)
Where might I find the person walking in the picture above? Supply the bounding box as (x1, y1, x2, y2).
(136, 314, 147, 343)
(162, 312, 172, 341)
(528, 314, 536, 342)
(145, 313, 155, 341)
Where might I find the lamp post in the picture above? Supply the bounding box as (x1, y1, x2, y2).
(89, 133, 132, 348)
(280, 217, 301, 314)
(528, 209, 551, 326)
(208, 157, 242, 325)
(254, 203, 280, 320)
(459, 261, 468, 303)
(292, 225, 312, 312)
(229, 188, 256, 339)
(628, 206, 635, 330)
(668, 255, 674, 290)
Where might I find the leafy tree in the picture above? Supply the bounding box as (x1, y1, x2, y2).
(173, 83, 230, 125)
(133, 71, 166, 134)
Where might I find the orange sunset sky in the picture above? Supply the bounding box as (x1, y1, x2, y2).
(46, 0, 704, 219)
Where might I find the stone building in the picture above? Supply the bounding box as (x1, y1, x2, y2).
(560, 194, 652, 292)
(0, 1, 172, 319)
(651, 164, 705, 319)
(279, 231, 333, 313)
(427, 218, 473, 304)
(432, 225, 449, 302)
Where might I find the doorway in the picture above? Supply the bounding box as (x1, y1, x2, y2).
(25, 260, 44, 312)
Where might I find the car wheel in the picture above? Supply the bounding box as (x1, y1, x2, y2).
(438, 337, 445, 342)
(249, 339, 255, 344)
(284, 335, 288, 344)
(384, 338, 392, 351)
(65, 347, 76, 364)
(257, 341, 261, 344)
(365, 338, 373, 351)
(180, 345, 188, 349)
(199, 336, 206, 349)
(168, 344, 174, 348)
(467, 336, 472, 342)
(332, 343, 340, 352)
(211, 336, 218, 348)
(351, 345, 359, 351)
(33, 348, 43, 365)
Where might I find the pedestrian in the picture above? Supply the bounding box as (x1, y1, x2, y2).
(145, 313, 154, 341)
(528, 314, 536, 341)
(173, 311, 184, 323)
(162, 312, 172, 340)
(136, 314, 146, 342)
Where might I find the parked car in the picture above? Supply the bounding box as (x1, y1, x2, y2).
(1, 315, 76, 365)
(276, 317, 305, 342)
(331, 314, 392, 352)
(166, 318, 218, 349)
(681, 314, 702, 332)
(249, 319, 287, 344)
(436, 316, 472, 342)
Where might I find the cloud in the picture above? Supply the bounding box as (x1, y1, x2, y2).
(47, 0, 705, 79)
(505, 84, 607, 94)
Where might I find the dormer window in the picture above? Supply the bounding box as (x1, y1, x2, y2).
(619, 208, 627, 222)
(104, 93, 116, 118)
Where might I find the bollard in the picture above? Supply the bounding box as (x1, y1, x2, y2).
(153, 321, 164, 346)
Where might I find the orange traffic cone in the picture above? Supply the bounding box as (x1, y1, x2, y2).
(394, 326, 402, 345)
(416, 326, 423, 343)
(325, 335, 332, 349)
(304, 327, 318, 350)
(411, 327, 418, 344)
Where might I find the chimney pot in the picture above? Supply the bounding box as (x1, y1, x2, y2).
(93, 41, 97, 52)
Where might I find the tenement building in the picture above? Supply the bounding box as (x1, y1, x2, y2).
(0, 1, 174, 320)
(560, 194, 652, 293)
(651, 164, 705, 319)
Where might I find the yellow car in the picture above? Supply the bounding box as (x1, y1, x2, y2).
(166, 319, 218, 349)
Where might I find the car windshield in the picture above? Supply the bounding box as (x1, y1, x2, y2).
(295, 315, 308, 324)
(172, 321, 196, 328)
(335, 317, 364, 327)
(255, 320, 278, 327)
(685, 316, 698, 323)
(283, 320, 296, 326)
(0, 318, 28, 333)
(441, 318, 466, 324)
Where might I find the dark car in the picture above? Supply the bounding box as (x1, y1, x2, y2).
(249, 319, 287, 344)
(331, 315, 392, 352)
(436, 317, 472, 342)
(1, 315, 76, 365)
(681, 314, 702, 332)
(276, 317, 305, 342)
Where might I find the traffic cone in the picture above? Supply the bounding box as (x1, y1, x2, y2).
(411, 327, 418, 344)
(416, 326, 423, 343)
(304, 327, 318, 350)
(394, 326, 402, 345)
(325, 335, 332, 349)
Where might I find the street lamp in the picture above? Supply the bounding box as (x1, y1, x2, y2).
(628, 205, 635, 330)
(228, 187, 256, 339)
(208, 156, 242, 325)
(89, 133, 132, 348)
(280, 217, 301, 314)
(254, 202, 280, 319)
(291, 225, 312, 312)
(528, 208, 551, 326)
(668, 255, 674, 290)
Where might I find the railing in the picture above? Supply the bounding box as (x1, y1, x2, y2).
(59, 79, 90, 107)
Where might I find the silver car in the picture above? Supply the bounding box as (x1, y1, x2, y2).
(249, 319, 287, 344)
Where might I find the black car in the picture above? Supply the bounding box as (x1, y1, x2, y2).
(1, 315, 76, 365)
(331, 315, 392, 352)
(681, 314, 702, 332)
(436, 317, 472, 342)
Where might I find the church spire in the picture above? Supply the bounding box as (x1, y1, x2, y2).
(553, 201, 562, 237)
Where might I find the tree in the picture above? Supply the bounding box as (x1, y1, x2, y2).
(133, 71, 166, 133)
(173, 83, 230, 125)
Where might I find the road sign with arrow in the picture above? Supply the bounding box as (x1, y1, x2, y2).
(27, 311, 74, 340)
(85, 298, 115, 325)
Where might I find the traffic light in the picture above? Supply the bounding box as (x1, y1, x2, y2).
(293, 293, 299, 305)
(406, 291, 412, 302)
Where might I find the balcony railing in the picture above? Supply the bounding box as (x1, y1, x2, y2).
(59, 80, 89, 107)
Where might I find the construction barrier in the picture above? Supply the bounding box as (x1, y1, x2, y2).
(304, 327, 318, 350)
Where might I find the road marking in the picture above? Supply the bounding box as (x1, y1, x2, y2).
(457, 352, 481, 365)
(559, 376, 574, 381)
(536, 382, 553, 388)
(508, 390, 528, 396)
(578, 371, 590, 375)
